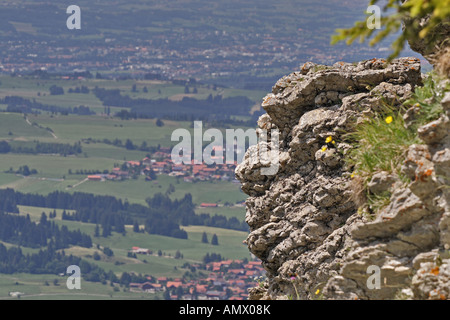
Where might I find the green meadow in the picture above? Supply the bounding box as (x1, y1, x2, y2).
(0, 273, 161, 300)
(14, 204, 250, 278)
(0, 110, 248, 207)
(0, 74, 256, 298)
(28, 114, 191, 147)
(0, 112, 53, 140)
(0, 75, 265, 115)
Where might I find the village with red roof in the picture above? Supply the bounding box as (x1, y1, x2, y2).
(87, 147, 238, 186)
(84, 138, 256, 299)
(126, 252, 265, 300)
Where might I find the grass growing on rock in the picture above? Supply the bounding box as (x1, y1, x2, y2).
(346, 108, 418, 216)
(403, 73, 447, 130)
(346, 110, 418, 177)
(344, 72, 447, 216)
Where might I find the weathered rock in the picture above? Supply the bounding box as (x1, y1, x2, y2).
(261, 57, 421, 131)
(411, 260, 450, 300)
(350, 188, 432, 240)
(417, 114, 449, 144)
(443, 92, 450, 115)
(367, 171, 396, 194)
(236, 56, 449, 300)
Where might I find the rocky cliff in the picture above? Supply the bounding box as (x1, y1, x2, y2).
(236, 57, 449, 300)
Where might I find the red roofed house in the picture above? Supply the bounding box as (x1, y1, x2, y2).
(127, 160, 141, 167)
(166, 281, 183, 288)
(192, 164, 207, 175)
(142, 157, 152, 166)
(245, 270, 256, 277)
(195, 284, 207, 294)
(157, 277, 168, 284)
(141, 282, 162, 293)
(152, 161, 168, 173)
(87, 175, 102, 181)
(228, 269, 243, 275)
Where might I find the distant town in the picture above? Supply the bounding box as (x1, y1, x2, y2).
(85, 146, 242, 201)
(0, 1, 408, 88)
(0, 33, 395, 83)
(127, 249, 265, 300)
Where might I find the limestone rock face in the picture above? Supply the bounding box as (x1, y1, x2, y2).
(236, 57, 450, 300)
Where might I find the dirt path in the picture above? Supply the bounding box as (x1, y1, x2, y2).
(24, 116, 58, 139)
(68, 178, 88, 190)
(48, 131, 58, 139)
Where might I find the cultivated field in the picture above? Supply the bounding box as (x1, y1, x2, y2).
(0, 74, 254, 298)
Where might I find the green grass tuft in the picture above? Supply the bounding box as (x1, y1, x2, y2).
(344, 71, 446, 215)
(403, 72, 447, 130)
(345, 109, 418, 180)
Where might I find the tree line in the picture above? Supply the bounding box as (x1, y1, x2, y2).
(0, 210, 92, 249)
(1, 96, 94, 115)
(0, 239, 151, 286)
(68, 86, 90, 94)
(144, 193, 248, 232)
(5, 165, 38, 177)
(0, 189, 248, 241)
(0, 241, 114, 283)
(92, 87, 254, 119)
(0, 140, 82, 156)
(82, 137, 158, 154)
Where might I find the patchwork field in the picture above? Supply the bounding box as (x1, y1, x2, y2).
(0, 273, 160, 300)
(0, 74, 255, 299)
(14, 204, 250, 276)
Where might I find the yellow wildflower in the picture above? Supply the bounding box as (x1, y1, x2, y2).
(325, 136, 333, 143)
(315, 289, 320, 295)
(321, 146, 327, 152)
(332, 140, 336, 145)
(385, 116, 393, 124)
